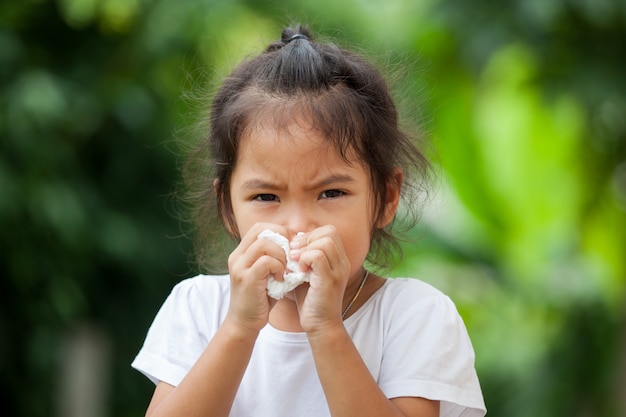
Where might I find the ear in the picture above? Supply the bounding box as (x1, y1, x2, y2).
(377, 168, 403, 228)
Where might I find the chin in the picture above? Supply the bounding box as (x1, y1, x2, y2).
(283, 283, 308, 302)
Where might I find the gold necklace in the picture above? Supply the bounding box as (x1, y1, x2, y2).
(341, 270, 369, 320)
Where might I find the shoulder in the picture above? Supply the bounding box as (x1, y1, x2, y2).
(161, 274, 231, 320)
(366, 277, 465, 330)
(377, 277, 451, 307)
(381, 277, 445, 296)
(132, 275, 232, 386)
(169, 274, 231, 299)
(358, 278, 486, 416)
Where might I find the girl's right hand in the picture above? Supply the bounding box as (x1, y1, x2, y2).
(225, 223, 289, 334)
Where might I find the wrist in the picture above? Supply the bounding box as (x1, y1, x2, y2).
(221, 316, 262, 345)
(304, 319, 347, 345)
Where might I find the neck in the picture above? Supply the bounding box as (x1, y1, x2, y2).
(269, 298, 304, 332)
(341, 270, 369, 319)
(268, 269, 381, 331)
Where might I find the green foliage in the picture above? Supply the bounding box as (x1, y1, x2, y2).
(1, 0, 624, 416)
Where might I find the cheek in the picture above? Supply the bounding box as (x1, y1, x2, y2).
(341, 229, 372, 268)
(230, 210, 251, 238)
(225, 196, 250, 239)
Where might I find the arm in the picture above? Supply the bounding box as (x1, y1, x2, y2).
(308, 324, 439, 417)
(292, 226, 439, 417)
(144, 223, 290, 417)
(145, 319, 259, 417)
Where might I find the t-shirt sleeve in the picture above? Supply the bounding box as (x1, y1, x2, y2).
(131, 276, 227, 386)
(378, 283, 486, 417)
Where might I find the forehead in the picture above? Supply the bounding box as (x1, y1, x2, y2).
(238, 120, 354, 167)
(233, 120, 370, 187)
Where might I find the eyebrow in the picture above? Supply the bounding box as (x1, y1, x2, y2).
(240, 179, 283, 190)
(311, 174, 356, 189)
(241, 174, 356, 191)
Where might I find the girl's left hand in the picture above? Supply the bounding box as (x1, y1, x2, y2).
(289, 225, 352, 333)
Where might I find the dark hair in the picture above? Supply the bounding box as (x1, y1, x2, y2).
(183, 25, 431, 272)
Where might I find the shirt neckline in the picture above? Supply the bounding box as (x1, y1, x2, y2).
(261, 279, 390, 340)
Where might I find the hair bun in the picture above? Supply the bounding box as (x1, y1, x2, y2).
(287, 33, 309, 43)
(281, 25, 313, 44)
(263, 25, 313, 52)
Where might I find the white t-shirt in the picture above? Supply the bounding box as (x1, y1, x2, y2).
(132, 275, 486, 417)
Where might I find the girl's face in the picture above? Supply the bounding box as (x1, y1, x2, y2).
(228, 121, 399, 283)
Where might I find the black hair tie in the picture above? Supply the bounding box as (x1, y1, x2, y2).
(287, 33, 309, 43)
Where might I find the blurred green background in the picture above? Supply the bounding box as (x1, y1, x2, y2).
(1, 0, 625, 416)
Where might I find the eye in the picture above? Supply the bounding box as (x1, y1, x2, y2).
(320, 189, 345, 199)
(254, 194, 280, 202)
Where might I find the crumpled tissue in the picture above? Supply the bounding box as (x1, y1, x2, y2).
(257, 230, 310, 299)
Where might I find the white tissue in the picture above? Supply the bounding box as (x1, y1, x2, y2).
(257, 230, 310, 299)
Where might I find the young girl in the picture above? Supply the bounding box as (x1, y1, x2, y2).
(132, 25, 486, 417)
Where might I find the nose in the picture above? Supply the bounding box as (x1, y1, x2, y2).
(283, 203, 316, 236)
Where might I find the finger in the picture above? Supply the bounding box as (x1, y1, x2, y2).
(296, 235, 347, 275)
(230, 224, 290, 269)
(297, 248, 333, 276)
(236, 222, 291, 254)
